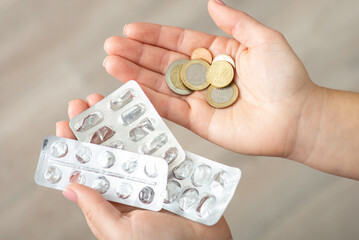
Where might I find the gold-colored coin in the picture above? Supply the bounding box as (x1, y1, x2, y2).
(191, 48, 213, 64)
(206, 60, 234, 88)
(180, 59, 210, 91)
(206, 82, 239, 108)
(212, 54, 235, 68)
(165, 59, 193, 95)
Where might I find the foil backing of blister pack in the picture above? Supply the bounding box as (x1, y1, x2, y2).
(34, 136, 168, 211)
(69, 80, 185, 171)
(163, 151, 241, 225)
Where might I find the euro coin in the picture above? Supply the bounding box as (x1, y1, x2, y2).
(206, 60, 234, 88)
(165, 59, 193, 95)
(206, 82, 239, 108)
(212, 54, 235, 68)
(181, 59, 210, 91)
(191, 48, 213, 64)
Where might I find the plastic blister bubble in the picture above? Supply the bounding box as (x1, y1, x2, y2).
(69, 81, 186, 171)
(75, 111, 104, 132)
(34, 136, 168, 211)
(163, 151, 241, 226)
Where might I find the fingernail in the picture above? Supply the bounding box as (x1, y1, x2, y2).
(103, 56, 108, 67)
(63, 188, 78, 203)
(123, 24, 127, 36)
(215, 0, 225, 5)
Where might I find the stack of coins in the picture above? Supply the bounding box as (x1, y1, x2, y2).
(165, 48, 238, 108)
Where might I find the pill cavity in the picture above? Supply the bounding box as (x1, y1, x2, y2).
(173, 159, 194, 180)
(69, 171, 86, 184)
(104, 140, 125, 150)
(144, 162, 158, 178)
(121, 104, 146, 125)
(178, 188, 199, 211)
(191, 164, 212, 187)
(98, 151, 116, 168)
(92, 176, 110, 194)
(139, 186, 155, 204)
(51, 141, 68, 158)
(90, 126, 115, 144)
(121, 158, 138, 173)
(44, 166, 62, 183)
(110, 89, 135, 111)
(162, 147, 178, 164)
(213, 170, 230, 188)
(196, 195, 216, 218)
(75, 146, 92, 164)
(75, 112, 104, 132)
(116, 182, 132, 199)
(139, 133, 168, 155)
(129, 118, 155, 142)
(164, 181, 181, 204)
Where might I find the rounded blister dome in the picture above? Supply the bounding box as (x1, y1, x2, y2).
(139, 186, 155, 204)
(178, 188, 199, 211)
(51, 141, 68, 158)
(116, 182, 132, 199)
(212, 170, 230, 188)
(104, 140, 125, 150)
(121, 158, 138, 173)
(75, 146, 92, 164)
(191, 164, 212, 187)
(92, 176, 110, 194)
(162, 147, 178, 164)
(98, 151, 116, 168)
(173, 159, 194, 180)
(164, 181, 181, 204)
(144, 162, 158, 178)
(69, 171, 86, 184)
(196, 194, 216, 218)
(44, 166, 62, 183)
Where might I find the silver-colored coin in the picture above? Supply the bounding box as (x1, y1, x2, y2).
(212, 54, 235, 69)
(165, 59, 192, 95)
(206, 83, 239, 108)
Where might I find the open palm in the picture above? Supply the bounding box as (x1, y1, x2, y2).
(102, 0, 316, 159)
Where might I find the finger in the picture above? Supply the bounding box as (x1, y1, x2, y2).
(65, 184, 126, 239)
(123, 22, 216, 56)
(56, 121, 76, 139)
(68, 99, 89, 120)
(103, 55, 182, 98)
(86, 93, 104, 107)
(208, 0, 276, 47)
(104, 36, 188, 75)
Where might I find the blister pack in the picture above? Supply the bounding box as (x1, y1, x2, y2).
(163, 151, 241, 226)
(34, 136, 168, 211)
(69, 80, 185, 171)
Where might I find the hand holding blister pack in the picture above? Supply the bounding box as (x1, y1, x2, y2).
(34, 136, 168, 211)
(69, 80, 186, 172)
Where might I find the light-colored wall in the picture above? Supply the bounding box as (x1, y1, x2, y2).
(1, 0, 358, 239)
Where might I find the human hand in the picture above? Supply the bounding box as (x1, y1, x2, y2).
(56, 94, 232, 240)
(102, 0, 318, 161)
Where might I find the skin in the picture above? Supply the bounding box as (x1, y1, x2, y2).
(56, 0, 359, 239)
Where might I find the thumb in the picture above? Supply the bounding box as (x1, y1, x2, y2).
(63, 183, 124, 239)
(208, 0, 279, 47)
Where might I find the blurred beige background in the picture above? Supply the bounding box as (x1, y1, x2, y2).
(1, 0, 359, 239)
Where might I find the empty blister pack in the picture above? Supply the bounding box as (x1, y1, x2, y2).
(69, 80, 185, 171)
(163, 151, 241, 225)
(34, 136, 168, 211)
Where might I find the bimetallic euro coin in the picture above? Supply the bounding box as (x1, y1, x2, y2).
(165, 59, 192, 95)
(191, 48, 213, 64)
(206, 60, 234, 88)
(180, 59, 210, 91)
(206, 83, 239, 108)
(212, 54, 235, 68)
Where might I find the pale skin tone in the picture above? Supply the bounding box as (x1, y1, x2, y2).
(56, 0, 359, 239)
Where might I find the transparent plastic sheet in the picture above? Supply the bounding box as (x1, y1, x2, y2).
(163, 151, 241, 225)
(69, 81, 185, 172)
(34, 136, 168, 211)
